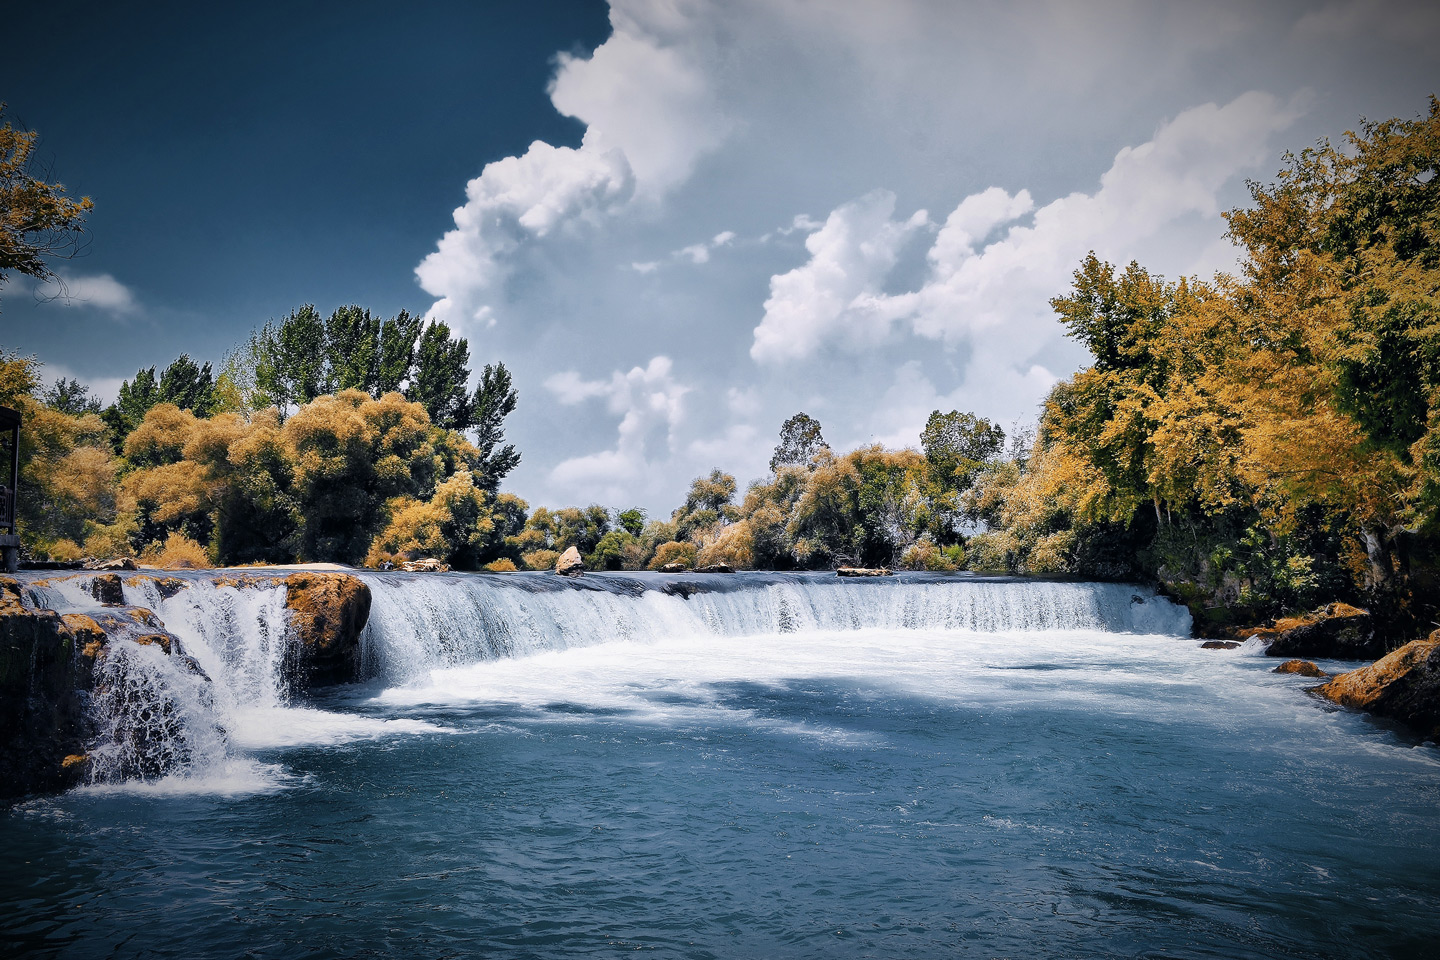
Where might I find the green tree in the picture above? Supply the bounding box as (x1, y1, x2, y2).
(157, 354, 217, 416)
(376, 310, 422, 394)
(921, 410, 1005, 489)
(770, 412, 828, 472)
(470, 362, 520, 490)
(42, 377, 100, 415)
(0, 105, 93, 307)
(407, 321, 472, 429)
(326, 305, 380, 393)
(617, 507, 646, 537)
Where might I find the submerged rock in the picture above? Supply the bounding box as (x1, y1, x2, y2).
(555, 546, 584, 577)
(1262, 603, 1379, 660)
(282, 573, 372, 687)
(1274, 659, 1327, 678)
(1200, 640, 1241, 650)
(837, 567, 893, 577)
(1316, 634, 1440, 740)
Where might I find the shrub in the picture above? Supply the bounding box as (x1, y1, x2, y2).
(484, 558, 518, 572)
(899, 537, 959, 571)
(648, 541, 697, 570)
(145, 531, 212, 569)
(522, 549, 560, 571)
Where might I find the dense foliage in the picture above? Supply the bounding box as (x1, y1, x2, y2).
(1, 301, 523, 569)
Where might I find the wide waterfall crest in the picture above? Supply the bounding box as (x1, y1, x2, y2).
(358, 573, 1192, 682)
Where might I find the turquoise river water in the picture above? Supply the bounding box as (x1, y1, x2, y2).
(2, 572, 1437, 958)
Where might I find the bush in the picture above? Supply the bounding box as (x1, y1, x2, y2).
(899, 537, 960, 571)
(522, 549, 560, 571)
(144, 531, 212, 569)
(484, 558, 518, 572)
(696, 520, 755, 569)
(648, 541, 697, 570)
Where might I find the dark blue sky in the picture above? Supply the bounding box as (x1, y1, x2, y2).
(2, 0, 608, 376)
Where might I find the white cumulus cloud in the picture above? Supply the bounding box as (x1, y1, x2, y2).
(40, 273, 138, 316)
(750, 190, 929, 363)
(416, 0, 732, 335)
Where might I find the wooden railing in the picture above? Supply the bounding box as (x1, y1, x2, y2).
(0, 483, 12, 532)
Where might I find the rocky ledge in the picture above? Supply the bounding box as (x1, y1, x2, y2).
(1250, 602, 1382, 660)
(0, 570, 373, 801)
(1314, 633, 1440, 741)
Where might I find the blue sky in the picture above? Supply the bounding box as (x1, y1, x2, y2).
(3, 0, 1438, 512)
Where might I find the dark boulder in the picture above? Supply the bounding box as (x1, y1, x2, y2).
(1200, 640, 1241, 650)
(89, 574, 125, 606)
(0, 578, 93, 800)
(1263, 603, 1380, 660)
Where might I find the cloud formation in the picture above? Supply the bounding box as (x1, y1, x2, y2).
(752, 91, 1303, 389)
(416, 0, 731, 333)
(406, 1, 1434, 511)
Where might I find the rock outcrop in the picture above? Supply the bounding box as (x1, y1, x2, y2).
(695, 564, 734, 574)
(85, 557, 137, 571)
(659, 563, 689, 573)
(89, 573, 125, 606)
(1315, 634, 1440, 740)
(837, 567, 893, 577)
(0, 578, 93, 800)
(1260, 603, 1381, 660)
(282, 573, 372, 687)
(555, 546, 584, 577)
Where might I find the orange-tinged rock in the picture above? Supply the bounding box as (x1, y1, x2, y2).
(283, 573, 372, 686)
(1316, 634, 1440, 740)
(1273, 659, 1327, 678)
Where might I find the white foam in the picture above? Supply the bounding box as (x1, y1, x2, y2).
(73, 758, 296, 798)
(225, 706, 451, 749)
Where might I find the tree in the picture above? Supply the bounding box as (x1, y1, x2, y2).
(376, 310, 422, 395)
(42, 377, 100, 416)
(0, 106, 93, 307)
(469, 362, 520, 490)
(617, 507, 646, 537)
(325, 305, 381, 393)
(157, 354, 217, 416)
(407, 321, 472, 429)
(770, 412, 828, 472)
(921, 410, 1005, 489)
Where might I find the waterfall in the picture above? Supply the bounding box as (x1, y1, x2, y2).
(357, 573, 1192, 682)
(21, 571, 1190, 786)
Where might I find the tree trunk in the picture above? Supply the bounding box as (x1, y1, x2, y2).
(1362, 526, 1394, 591)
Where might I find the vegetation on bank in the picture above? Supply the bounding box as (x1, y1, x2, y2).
(2, 99, 1437, 636)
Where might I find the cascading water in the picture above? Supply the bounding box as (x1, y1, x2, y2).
(357, 572, 1192, 682)
(22, 571, 1191, 787)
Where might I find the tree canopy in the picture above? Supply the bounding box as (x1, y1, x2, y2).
(0, 106, 92, 304)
